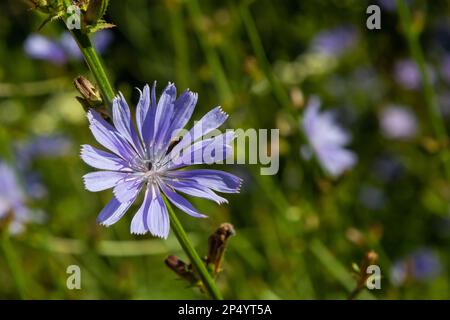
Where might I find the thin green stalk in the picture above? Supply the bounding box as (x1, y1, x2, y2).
(185, 0, 233, 105)
(163, 196, 223, 300)
(62, 0, 115, 110)
(310, 239, 375, 299)
(1, 231, 27, 299)
(396, 0, 450, 180)
(168, 2, 190, 89)
(69, 29, 116, 110)
(239, 4, 292, 111)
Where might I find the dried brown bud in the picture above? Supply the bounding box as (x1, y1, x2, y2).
(74, 76, 102, 103)
(206, 223, 235, 274)
(74, 76, 109, 117)
(0, 209, 15, 232)
(349, 250, 379, 299)
(164, 255, 198, 284)
(85, 0, 110, 27)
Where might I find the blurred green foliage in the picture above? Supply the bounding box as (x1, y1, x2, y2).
(0, 0, 449, 299)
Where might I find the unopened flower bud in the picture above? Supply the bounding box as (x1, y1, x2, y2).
(85, 0, 109, 26)
(74, 76, 101, 103)
(164, 255, 198, 284)
(74, 76, 109, 116)
(206, 223, 235, 274)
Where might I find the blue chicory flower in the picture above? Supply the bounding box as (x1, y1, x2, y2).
(301, 96, 357, 177)
(0, 162, 33, 234)
(81, 82, 242, 238)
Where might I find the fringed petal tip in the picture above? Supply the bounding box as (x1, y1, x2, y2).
(165, 82, 177, 94)
(234, 179, 244, 193)
(130, 229, 148, 235)
(79, 144, 87, 159)
(152, 232, 169, 239)
(217, 197, 229, 205)
(97, 220, 111, 227)
(217, 106, 229, 118)
(130, 225, 169, 239)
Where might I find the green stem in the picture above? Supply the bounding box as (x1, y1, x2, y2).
(69, 29, 116, 110)
(62, 0, 115, 111)
(163, 196, 223, 300)
(240, 4, 291, 111)
(185, 0, 233, 105)
(396, 0, 450, 180)
(1, 231, 27, 299)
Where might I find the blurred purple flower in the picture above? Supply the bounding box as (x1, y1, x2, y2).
(438, 92, 450, 118)
(440, 54, 450, 84)
(373, 154, 404, 182)
(377, 0, 412, 12)
(14, 135, 72, 199)
(58, 32, 83, 60)
(358, 185, 385, 211)
(24, 30, 113, 64)
(393, 59, 435, 90)
(92, 30, 114, 53)
(394, 60, 421, 90)
(379, 105, 418, 140)
(301, 96, 357, 177)
(60, 30, 113, 59)
(376, 0, 396, 12)
(310, 26, 358, 57)
(0, 162, 32, 234)
(25, 173, 48, 199)
(81, 82, 241, 238)
(391, 249, 442, 286)
(15, 135, 72, 170)
(24, 34, 67, 65)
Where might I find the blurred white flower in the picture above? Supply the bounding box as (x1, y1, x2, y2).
(379, 105, 418, 140)
(301, 96, 357, 177)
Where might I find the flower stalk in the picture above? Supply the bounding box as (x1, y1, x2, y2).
(163, 196, 223, 300)
(396, 0, 450, 181)
(68, 28, 115, 111)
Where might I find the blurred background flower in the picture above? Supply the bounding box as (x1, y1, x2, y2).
(24, 30, 113, 65)
(310, 26, 358, 57)
(0, 161, 33, 234)
(393, 59, 436, 90)
(379, 105, 418, 140)
(390, 249, 442, 286)
(301, 96, 357, 177)
(1, 0, 449, 299)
